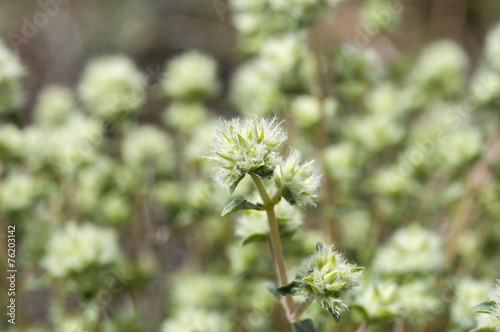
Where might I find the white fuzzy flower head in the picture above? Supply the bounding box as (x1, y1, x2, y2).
(274, 149, 320, 208)
(79, 56, 145, 119)
(373, 225, 443, 276)
(0, 172, 39, 212)
(33, 85, 75, 126)
(161, 308, 231, 332)
(230, 62, 284, 116)
(437, 126, 482, 169)
(42, 222, 120, 278)
(348, 115, 404, 151)
(470, 70, 500, 107)
(451, 278, 491, 329)
(354, 279, 400, 320)
(278, 243, 363, 320)
(162, 102, 208, 134)
(408, 40, 468, 97)
(486, 23, 500, 71)
(122, 125, 175, 175)
(323, 142, 357, 183)
(0, 41, 25, 114)
(207, 117, 287, 193)
(161, 51, 220, 100)
(473, 281, 500, 331)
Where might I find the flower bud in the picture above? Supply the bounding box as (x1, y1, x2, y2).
(274, 149, 320, 208)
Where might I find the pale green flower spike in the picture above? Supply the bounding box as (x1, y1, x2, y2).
(274, 149, 320, 208)
(277, 243, 363, 322)
(207, 117, 287, 193)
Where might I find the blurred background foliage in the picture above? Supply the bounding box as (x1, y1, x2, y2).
(1, 0, 500, 331)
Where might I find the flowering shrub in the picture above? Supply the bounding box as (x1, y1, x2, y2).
(1, 1, 500, 332)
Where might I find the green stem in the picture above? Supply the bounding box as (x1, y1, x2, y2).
(290, 298, 312, 322)
(251, 175, 296, 319)
(356, 322, 369, 332)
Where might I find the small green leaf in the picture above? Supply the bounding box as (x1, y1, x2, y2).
(228, 173, 246, 194)
(281, 185, 297, 206)
(241, 233, 267, 246)
(350, 304, 369, 320)
(249, 166, 275, 180)
(265, 281, 281, 299)
(276, 280, 300, 296)
(293, 319, 317, 332)
(471, 301, 498, 314)
(469, 327, 497, 332)
(221, 199, 258, 216)
(330, 309, 341, 323)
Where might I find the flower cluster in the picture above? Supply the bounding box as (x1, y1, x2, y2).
(0, 41, 25, 114)
(408, 40, 468, 98)
(160, 51, 220, 100)
(78, 56, 145, 119)
(161, 308, 231, 332)
(42, 222, 121, 278)
(33, 85, 75, 127)
(278, 243, 363, 320)
(373, 225, 443, 276)
(274, 149, 320, 208)
(207, 117, 287, 193)
(472, 281, 500, 331)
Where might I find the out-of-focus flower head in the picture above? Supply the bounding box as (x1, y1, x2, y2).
(348, 115, 404, 151)
(274, 149, 320, 208)
(408, 40, 468, 98)
(162, 102, 208, 134)
(206, 117, 287, 193)
(0, 41, 25, 114)
(436, 126, 482, 169)
(79, 56, 145, 119)
(42, 222, 121, 278)
(161, 308, 231, 332)
(470, 70, 500, 108)
(33, 85, 75, 127)
(230, 62, 285, 116)
(354, 279, 400, 321)
(290, 95, 337, 127)
(451, 278, 491, 330)
(485, 23, 500, 71)
(161, 51, 220, 101)
(0, 172, 39, 212)
(323, 142, 358, 184)
(122, 125, 175, 175)
(373, 225, 443, 276)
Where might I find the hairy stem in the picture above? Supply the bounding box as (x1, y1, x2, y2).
(251, 175, 296, 319)
(356, 322, 369, 332)
(290, 298, 312, 322)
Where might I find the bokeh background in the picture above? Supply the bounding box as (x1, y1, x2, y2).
(1, 0, 500, 331)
